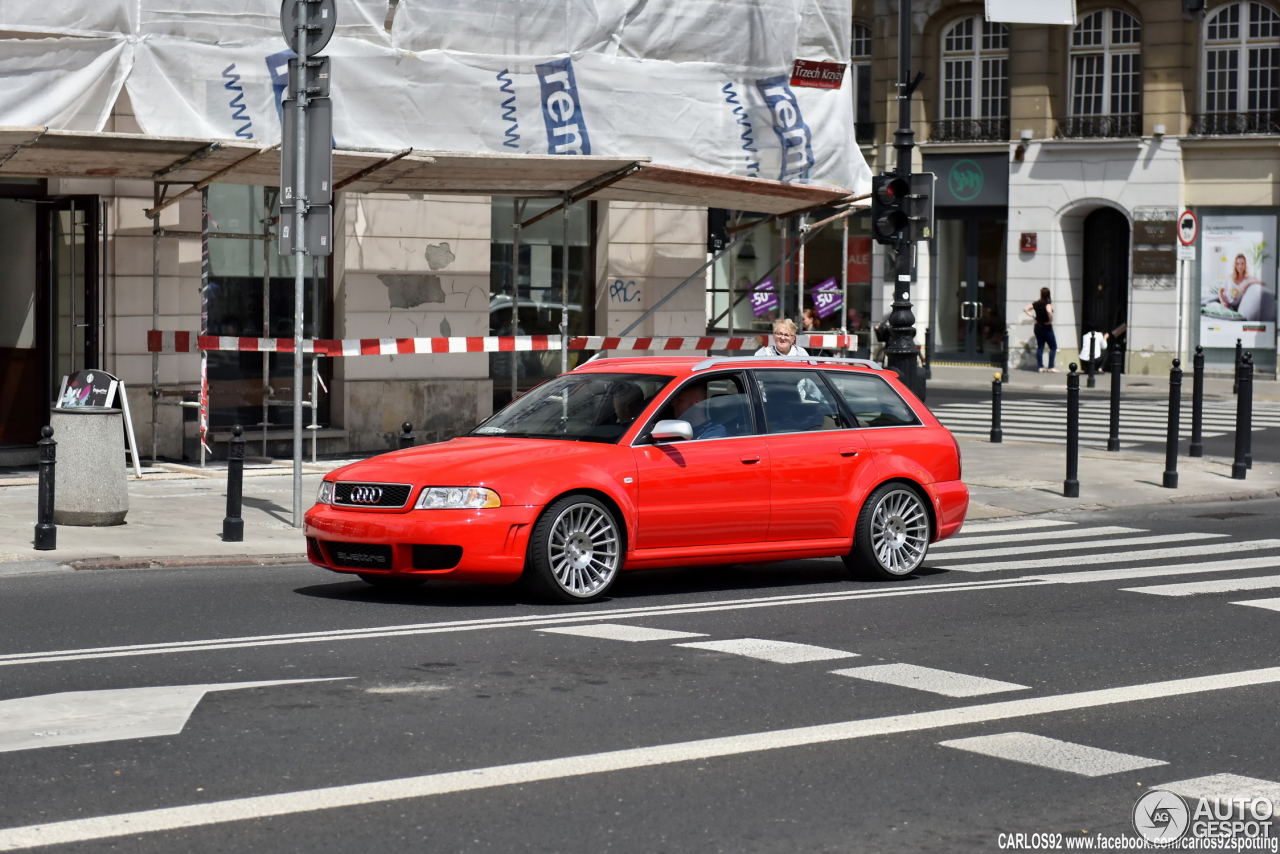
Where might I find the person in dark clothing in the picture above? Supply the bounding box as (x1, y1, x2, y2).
(1023, 287, 1057, 372)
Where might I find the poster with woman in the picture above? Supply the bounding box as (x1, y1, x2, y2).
(1199, 215, 1278, 349)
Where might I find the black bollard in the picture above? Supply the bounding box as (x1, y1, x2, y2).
(399, 421, 414, 450)
(1107, 342, 1122, 452)
(1085, 333, 1097, 389)
(990, 373, 1003, 444)
(1233, 338, 1242, 394)
(34, 425, 56, 551)
(1162, 359, 1182, 489)
(1064, 363, 1080, 498)
(1232, 353, 1252, 480)
(1001, 328, 1010, 384)
(1189, 345, 1205, 458)
(222, 425, 245, 542)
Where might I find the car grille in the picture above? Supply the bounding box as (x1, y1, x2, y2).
(326, 542, 394, 569)
(306, 537, 324, 563)
(333, 482, 412, 508)
(412, 544, 463, 570)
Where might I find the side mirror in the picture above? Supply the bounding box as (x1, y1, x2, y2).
(651, 419, 693, 442)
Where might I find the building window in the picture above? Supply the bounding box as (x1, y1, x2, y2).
(1193, 2, 1280, 135)
(1058, 9, 1142, 138)
(851, 23, 873, 143)
(932, 16, 1009, 142)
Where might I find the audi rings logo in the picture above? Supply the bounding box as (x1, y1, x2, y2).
(349, 486, 384, 505)
(1133, 790, 1190, 844)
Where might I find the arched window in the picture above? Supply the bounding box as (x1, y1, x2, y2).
(933, 16, 1009, 140)
(851, 23, 873, 142)
(1062, 9, 1141, 138)
(1195, 2, 1280, 134)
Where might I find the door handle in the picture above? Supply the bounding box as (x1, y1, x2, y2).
(839, 447, 859, 457)
(740, 455, 761, 464)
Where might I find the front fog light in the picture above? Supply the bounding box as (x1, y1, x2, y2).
(316, 481, 333, 505)
(415, 486, 501, 509)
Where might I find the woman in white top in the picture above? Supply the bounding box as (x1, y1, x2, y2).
(755, 318, 809, 358)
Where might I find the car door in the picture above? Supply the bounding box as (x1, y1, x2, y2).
(631, 372, 770, 549)
(823, 370, 934, 481)
(753, 368, 872, 542)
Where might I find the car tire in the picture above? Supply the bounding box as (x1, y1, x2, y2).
(356, 573, 424, 590)
(843, 483, 931, 581)
(523, 495, 623, 604)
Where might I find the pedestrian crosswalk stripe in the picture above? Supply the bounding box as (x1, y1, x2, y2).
(1155, 773, 1280, 804)
(674, 638, 858, 664)
(830, 663, 1028, 697)
(1030, 555, 1280, 585)
(942, 538, 1280, 573)
(934, 525, 1144, 550)
(1230, 597, 1280, 613)
(936, 532, 1224, 562)
(956, 519, 1076, 535)
(537, 625, 708, 643)
(1122, 575, 1280, 597)
(938, 732, 1167, 777)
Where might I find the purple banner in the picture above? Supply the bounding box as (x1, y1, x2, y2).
(750, 277, 778, 317)
(811, 277, 842, 319)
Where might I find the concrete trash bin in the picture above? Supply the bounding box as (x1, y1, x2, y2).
(50, 408, 128, 526)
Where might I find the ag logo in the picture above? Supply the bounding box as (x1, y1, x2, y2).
(948, 159, 984, 202)
(1133, 790, 1189, 844)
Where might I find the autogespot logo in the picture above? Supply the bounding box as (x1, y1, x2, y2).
(948, 159, 984, 202)
(1133, 789, 1191, 844)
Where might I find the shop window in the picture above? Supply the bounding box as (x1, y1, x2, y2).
(932, 16, 1009, 142)
(1059, 10, 1142, 138)
(1193, 2, 1280, 135)
(851, 23, 873, 143)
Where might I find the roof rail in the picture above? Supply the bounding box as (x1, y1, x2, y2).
(691, 356, 885, 372)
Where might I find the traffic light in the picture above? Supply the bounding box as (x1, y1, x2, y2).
(909, 171, 935, 242)
(871, 173, 909, 245)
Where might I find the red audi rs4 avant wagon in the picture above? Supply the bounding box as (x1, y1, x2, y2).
(305, 356, 968, 603)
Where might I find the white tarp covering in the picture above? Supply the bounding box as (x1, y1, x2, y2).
(0, 0, 869, 193)
(0, 37, 131, 131)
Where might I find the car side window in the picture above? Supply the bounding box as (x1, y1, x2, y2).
(754, 370, 846, 434)
(652, 374, 755, 440)
(825, 372, 920, 428)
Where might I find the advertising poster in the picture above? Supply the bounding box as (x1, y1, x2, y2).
(751, 277, 778, 317)
(1199, 215, 1278, 350)
(811, 277, 842, 319)
(55, 370, 118, 409)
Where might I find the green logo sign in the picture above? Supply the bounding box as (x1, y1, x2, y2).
(948, 159, 984, 202)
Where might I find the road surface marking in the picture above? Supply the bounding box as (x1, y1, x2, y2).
(673, 638, 858, 664)
(830, 664, 1028, 697)
(2, 665, 1278, 850)
(0, 680, 343, 753)
(944, 539, 1280, 573)
(1028, 556, 1280, 584)
(1156, 773, 1280, 804)
(1123, 575, 1280, 597)
(537, 625, 708, 642)
(938, 732, 1167, 777)
(933, 526, 1144, 549)
(956, 519, 1077, 535)
(935, 533, 1223, 561)
(1231, 597, 1280, 612)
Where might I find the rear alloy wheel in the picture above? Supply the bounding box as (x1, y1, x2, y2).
(357, 573, 424, 590)
(525, 495, 622, 603)
(843, 484, 931, 580)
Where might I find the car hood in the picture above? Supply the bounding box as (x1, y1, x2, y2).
(327, 437, 628, 506)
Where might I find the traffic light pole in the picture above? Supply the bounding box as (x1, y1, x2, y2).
(292, 6, 308, 528)
(886, 0, 923, 400)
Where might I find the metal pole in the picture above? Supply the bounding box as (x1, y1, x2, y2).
(69, 201, 76, 375)
(886, 0, 921, 399)
(990, 373, 1002, 444)
(1190, 345, 1205, 458)
(1162, 358, 1182, 489)
(292, 3, 309, 528)
(1243, 351, 1254, 471)
(199, 188, 209, 468)
(1232, 352, 1251, 479)
(311, 255, 320, 464)
(560, 192, 570, 374)
(1085, 335, 1097, 388)
(840, 216, 849, 356)
(511, 200, 522, 399)
(150, 189, 160, 463)
(727, 216, 737, 338)
(1234, 337, 1242, 394)
(34, 425, 56, 550)
(399, 421, 414, 450)
(1064, 363, 1080, 498)
(797, 214, 806, 325)
(1107, 342, 1122, 451)
(223, 425, 244, 542)
(262, 188, 272, 458)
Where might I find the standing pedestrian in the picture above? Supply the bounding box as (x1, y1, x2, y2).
(1024, 287, 1058, 373)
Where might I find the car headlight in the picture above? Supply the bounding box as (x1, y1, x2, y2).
(316, 481, 333, 505)
(415, 487, 501, 509)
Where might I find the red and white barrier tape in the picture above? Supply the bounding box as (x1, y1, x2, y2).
(148, 332, 855, 355)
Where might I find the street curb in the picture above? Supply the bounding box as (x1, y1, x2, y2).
(67, 554, 308, 571)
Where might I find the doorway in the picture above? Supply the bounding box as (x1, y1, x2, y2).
(933, 210, 1007, 363)
(1081, 207, 1129, 365)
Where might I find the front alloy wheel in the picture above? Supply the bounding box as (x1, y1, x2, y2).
(844, 484, 931, 580)
(525, 495, 622, 603)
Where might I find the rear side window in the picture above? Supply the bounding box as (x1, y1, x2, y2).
(825, 372, 920, 427)
(754, 370, 847, 434)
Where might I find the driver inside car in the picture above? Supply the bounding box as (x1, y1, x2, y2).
(667, 381, 726, 440)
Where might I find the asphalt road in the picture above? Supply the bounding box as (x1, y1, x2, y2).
(1, 500, 1279, 852)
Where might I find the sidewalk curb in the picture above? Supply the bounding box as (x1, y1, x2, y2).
(66, 554, 308, 571)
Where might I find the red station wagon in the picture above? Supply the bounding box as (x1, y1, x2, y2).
(305, 356, 969, 602)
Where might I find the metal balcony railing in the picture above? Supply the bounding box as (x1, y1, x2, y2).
(929, 118, 1010, 142)
(1054, 114, 1141, 139)
(1190, 111, 1280, 135)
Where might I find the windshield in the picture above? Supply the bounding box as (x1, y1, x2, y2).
(472, 373, 673, 443)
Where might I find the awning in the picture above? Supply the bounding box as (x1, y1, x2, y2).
(0, 126, 854, 215)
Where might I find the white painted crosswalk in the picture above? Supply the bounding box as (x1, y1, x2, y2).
(936, 538, 1280, 573)
(674, 638, 858, 664)
(1122, 576, 1280, 597)
(830, 663, 1028, 697)
(931, 525, 1141, 549)
(1157, 773, 1280, 804)
(957, 519, 1078, 535)
(934, 532, 1223, 561)
(938, 732, 1167, 777)
(536, 624, 707, 642)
